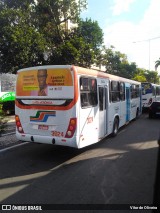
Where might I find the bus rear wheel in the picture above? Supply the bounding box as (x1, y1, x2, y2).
(112, 117, 119, 137)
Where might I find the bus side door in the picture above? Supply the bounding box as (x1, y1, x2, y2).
(98, 85, 108, 138)
(126, 86, 131, 122)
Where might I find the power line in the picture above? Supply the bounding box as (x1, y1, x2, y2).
(133, 36, 160, 43)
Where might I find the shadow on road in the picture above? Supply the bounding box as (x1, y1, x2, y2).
(0, 114, 160, 209)
(153, 135, 160, 208)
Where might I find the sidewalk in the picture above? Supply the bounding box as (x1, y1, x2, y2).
(6, 115, 15, 123)
(0, 115, 18, 150)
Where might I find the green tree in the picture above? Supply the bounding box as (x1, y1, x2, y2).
(0, 2, 46, 73)
(48, 18, 103, 68)
(119, 62, 137, 79)
(100, 46, 133, 77)
(34, 0, 87, 59)
(144, 70, 159, 83)
(132, 75, 147, 82)
(0, 112, 8, 135)
(73, 18, 103, 67)
(49, 36, 94, 67)
(0, 0, 34, 9)
(0, 0, 88, 73)
(35, 0, 87, 35)
(155, 58, 160, 70)
(99, 46, 122, 74)
(132, 68, 147, 82)
(77, 18, 103, 49)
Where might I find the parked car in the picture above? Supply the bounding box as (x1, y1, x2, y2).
(148, 101, 160, 118)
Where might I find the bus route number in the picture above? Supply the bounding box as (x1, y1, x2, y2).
(52, 131, 64, 137)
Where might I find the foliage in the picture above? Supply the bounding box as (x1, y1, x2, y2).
(144, 70, 159, 83)
(0, 0, 159, 85)
(132, 75, 147, 82)
(0, 111, 8, 135)
(0, 3, 46, 73)
(97, 45, 137, 79)
(132, 68, 159, 83)
(155, 58, 160, 70)
(48, 18, 103, 68)
(77, 18, 103, 49)
(132, 68, 147, 82)
(0, 0, 88, 73)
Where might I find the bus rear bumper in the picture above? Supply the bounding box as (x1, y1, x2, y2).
(16, 132, 79, 148)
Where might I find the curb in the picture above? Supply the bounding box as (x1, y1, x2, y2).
(0, 132, 15, 137)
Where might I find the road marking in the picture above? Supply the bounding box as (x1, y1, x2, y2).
(0, 142, 29, 153)
(0, 132, 15, 137)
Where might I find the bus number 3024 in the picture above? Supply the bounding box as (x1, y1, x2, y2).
(51, 131, 64, 137)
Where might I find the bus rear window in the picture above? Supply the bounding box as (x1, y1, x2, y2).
(142, 83, 152, 95)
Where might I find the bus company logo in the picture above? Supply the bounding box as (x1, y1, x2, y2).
(30, 111, 56, 122)
(32, 100, 53, 105)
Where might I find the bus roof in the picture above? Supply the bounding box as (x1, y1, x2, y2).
(75, 66, 141, 85)
(17, 65, 141, 85)
(17, 65, 72, 73)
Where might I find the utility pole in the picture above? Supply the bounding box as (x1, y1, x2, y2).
(133, 36, 160, 71)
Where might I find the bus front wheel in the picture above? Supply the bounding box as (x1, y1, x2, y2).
(112, 118, 119, 137)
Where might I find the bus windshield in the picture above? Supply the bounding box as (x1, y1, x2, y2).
(141, 83, 152, 95)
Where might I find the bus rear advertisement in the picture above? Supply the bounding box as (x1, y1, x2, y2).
(15, 65, 142, 149)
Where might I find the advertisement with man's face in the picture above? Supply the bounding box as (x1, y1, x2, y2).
(16, 68, 74, 99)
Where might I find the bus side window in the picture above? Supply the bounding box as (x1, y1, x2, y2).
(156, 86, 160, 96)
(111, 81, 120, 102)
(81, 93, 88, 107)
(131, 84, 136, 99)
(152, 86, 156, 96)
(80, 77, 98, 108)
(120, 82, 125, 101)
(136, 85, 140, 97)
(131, 84, 140, 98)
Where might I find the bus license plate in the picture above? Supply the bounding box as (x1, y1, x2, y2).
(38, 125, 49, 130)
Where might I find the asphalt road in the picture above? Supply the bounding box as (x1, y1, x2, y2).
(0, 113, 160, 212)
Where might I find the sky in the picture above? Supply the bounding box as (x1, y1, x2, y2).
(81, 0, 160, 74)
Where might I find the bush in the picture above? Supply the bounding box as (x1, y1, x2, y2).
(0, 112, 8, 136)
(2, 101, 15, 115)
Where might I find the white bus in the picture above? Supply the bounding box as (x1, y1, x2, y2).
(15, 65, 142, 148)
(141, 82, 160, 109)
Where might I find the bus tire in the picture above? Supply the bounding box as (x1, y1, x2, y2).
(149, 111, 154, 119)
(112, 117, 119, 137)
(134, 108, 139, 120)
(136, 108, 139, 118)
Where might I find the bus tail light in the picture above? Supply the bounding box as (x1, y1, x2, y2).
(15, 115, 24, 133)
(148, 98, 152, 105)
(65, 118, 77, 138)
